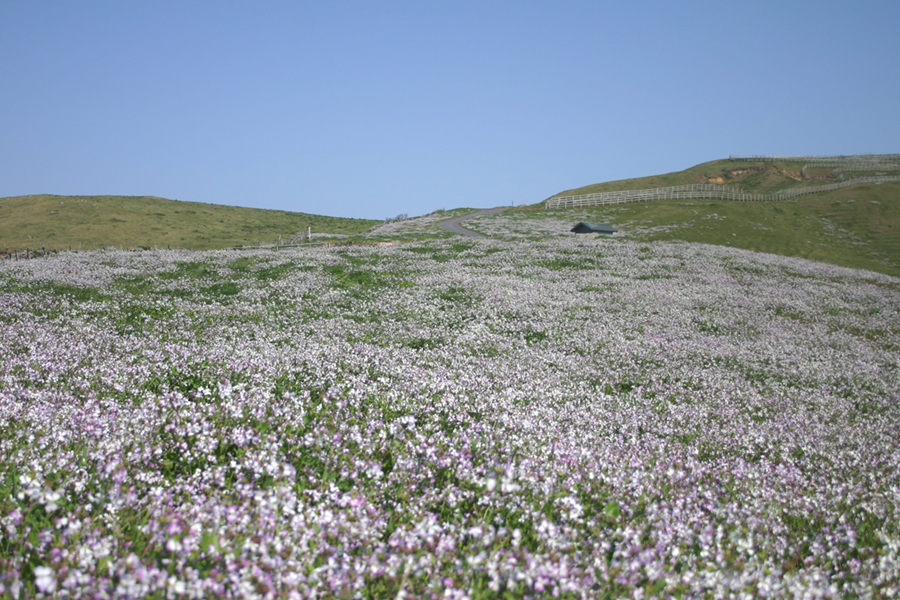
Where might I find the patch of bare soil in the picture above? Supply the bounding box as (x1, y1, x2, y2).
(726, 167, 764, 179)
(780, 168, 804, 181)
(728, 166, 797, 192)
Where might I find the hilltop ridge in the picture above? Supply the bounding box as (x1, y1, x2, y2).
(551, 154, 900, 200)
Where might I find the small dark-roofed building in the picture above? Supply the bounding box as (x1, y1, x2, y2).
(571, 222, 617, 235)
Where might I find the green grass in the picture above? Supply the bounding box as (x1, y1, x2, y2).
(532, 181, 900, 276)
(0, 194, 380, 251)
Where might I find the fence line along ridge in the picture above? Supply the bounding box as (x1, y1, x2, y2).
(733, 154, 900, 180)
(544, 175, 900, 210)
(729, 153, 900, 164)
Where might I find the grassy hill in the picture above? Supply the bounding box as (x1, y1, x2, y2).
(4, 156, 899, 278)
(0, 194, 380, 251)
(551, 157, 900, 198)
(528, 158, 900, 277)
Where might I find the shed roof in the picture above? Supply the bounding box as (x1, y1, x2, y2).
(571, 222, 617, 234)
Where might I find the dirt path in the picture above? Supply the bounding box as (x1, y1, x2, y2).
(438, 207, 507, 238)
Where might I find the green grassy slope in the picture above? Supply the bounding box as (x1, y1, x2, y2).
(0, 195, 380, 251)
(534, 181, 900, 277)
(531, 157, 900, 277)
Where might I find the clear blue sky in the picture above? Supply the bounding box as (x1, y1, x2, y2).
(2, 1, 898, 220)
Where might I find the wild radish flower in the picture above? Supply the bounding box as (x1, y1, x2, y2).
(43, 490, 62, 512)
(500, 475, 521, 494)
(33, 567, 56, 593)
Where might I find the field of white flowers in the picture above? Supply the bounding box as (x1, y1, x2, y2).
(1, 237, 899, 599)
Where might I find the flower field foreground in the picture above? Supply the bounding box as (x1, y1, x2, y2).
(1, 238, 899, 599)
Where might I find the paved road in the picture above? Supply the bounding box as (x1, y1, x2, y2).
(438, 207, 508, 238)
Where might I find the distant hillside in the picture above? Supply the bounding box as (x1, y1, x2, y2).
(533, 156, 900, 277)
(551, 156, 900, 199)
(0, 195, 380, 251)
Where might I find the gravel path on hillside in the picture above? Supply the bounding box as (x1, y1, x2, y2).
(438, 207, 508, 237)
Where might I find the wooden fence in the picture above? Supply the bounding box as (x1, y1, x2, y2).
(544, 175, 900, 210)
(804, 162, 900, 173)
(732, 154, 900, 179)
(729, 154, 900, 164)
